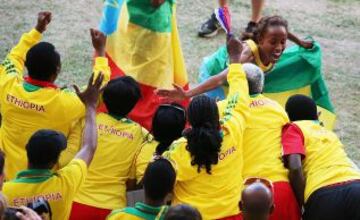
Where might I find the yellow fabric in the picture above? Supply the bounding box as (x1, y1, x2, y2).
(294, 121, 360, 202)
(245, 39, 273, 73)
(0, 29, 110, 180)
(134, 138, 158, 183)
(3, 159, 87, 220)
(106, 4, 188, 89)
(163, 64, 250, 220)
(74, 113, 145, 210)
(264, 86, 336, 130)
(243, 94, 289, 182)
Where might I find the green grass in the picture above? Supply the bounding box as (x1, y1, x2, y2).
(0, 0, 359, 164)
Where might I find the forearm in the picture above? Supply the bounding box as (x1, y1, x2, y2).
(186, 69, 228, 98)
(288, 32, 303, 46)
(287, 154, 305, 207)
(289, 167, 305, 207)
(75, 106, 98, 166)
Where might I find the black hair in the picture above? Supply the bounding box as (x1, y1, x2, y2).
(184, 95, 222, 174)
(0, 151, 4, 175)
(152, 103, 186, 155)
(102, 76, 141, 117)
(285, 95, 318, 121)
(241, 16, 288, 43)
(164, 204, 202, 220)
(25, 42, 61, 81)
(143, 158, 176, 201)
(26, 130, 67, 169)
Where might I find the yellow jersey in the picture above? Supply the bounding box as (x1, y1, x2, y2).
(74, 113, 146, 210)
(283, 121, 360, 202)
(0, 29, 110, 180)
(243, 94, 289, 182)
(3, 159, 87, 220)
(163, 64, 250, 220)
(107, 202, 168, 220)
(133, 135, 158, 183)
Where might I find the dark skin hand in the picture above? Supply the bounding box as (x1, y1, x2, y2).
(90, 28, 107, 57)
(155, 35, 243, 102)
(151, 0, 165, 7)
(286, 154, 305, 208)
(73, 73, 105, 166)
(35, 11, 52, 33)
(227, 34, 243, 64)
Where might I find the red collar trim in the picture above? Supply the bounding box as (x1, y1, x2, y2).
(24, 77, 58, 89)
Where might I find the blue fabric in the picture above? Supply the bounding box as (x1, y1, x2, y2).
(99, 0, 123, 35)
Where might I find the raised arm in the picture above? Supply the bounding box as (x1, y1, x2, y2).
(288, 32, 313, 49)
(155, 69, 229, 102)
(73, 73, 105, 166)
(1, 12, 51, 77)
(91, 29, 111, 86)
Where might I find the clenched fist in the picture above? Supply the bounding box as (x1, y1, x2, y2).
(35, 11, 52, 33)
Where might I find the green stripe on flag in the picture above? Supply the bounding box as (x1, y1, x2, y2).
(199, 41, 335, 114)
(126, 0, 174, 33)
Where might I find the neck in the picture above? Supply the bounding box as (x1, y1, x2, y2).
(144, 197, 166, 207)
(258, 48, 271, 66)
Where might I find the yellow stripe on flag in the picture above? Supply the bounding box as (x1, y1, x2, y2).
(105, 4, 187, 89)
(264, 86, 336, 130)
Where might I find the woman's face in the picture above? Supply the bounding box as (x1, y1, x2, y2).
(258, 26, 287, 64)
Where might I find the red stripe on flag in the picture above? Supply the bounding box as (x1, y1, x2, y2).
(99, 54, 190, 130)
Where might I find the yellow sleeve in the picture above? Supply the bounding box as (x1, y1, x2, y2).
(93, 57, 111, 86)
(58, 119, 84, 168)
(135, 141, 157, 183)
(58, 159, 87, 196)
(1, 29, 42, 79)
(219, 63, 250, 139)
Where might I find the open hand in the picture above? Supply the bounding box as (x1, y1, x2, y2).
(227, 35, 243, 64)
(151, 0, 165, 7)
(35, 11, 52, 33)
(16, 206, 42, 220)
(155, 84, 188, 102)
(74, 73, 105, 108)
(90, 28, 107, 57)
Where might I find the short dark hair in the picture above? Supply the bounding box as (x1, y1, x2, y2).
(102, 76, 141, 117)
(143, 159, 176, 201)
(26, 130, 67, 169)
(25, 42, 61, 81)
(285, 95, 318, 121)
(0, 151, 4, 175)
(152, 103, 186, 155)
(164, 205, 202, 220)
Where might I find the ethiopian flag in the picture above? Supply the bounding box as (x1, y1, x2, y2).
(199, 42, 336, 130)
(99, 0, 189, 130)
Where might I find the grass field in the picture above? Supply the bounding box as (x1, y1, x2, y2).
(0, 0, 359, 164)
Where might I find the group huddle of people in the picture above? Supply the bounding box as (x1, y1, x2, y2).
(0, 6, 359, 220)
